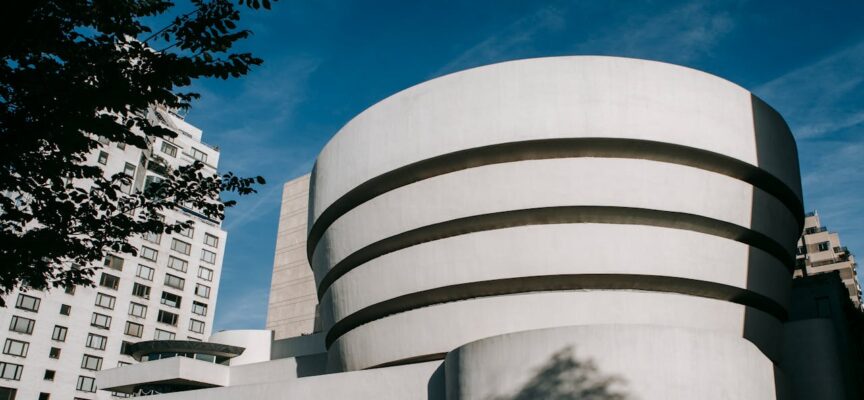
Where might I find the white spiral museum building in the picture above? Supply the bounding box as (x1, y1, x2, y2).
(100, 57, 862, 400)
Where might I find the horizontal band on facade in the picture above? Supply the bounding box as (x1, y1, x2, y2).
(324, 274, 788, 348)
(364, 352, 448, 370)
(307, 138, 804, 260)
(315, 206, 795, 299)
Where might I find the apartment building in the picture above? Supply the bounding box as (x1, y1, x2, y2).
(0, 108, 226, 400)
(265, 175, 318, 340)
(794, 211, 861, 309)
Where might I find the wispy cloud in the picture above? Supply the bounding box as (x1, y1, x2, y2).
(574, 1, 735, 63)
(754, 39, 864, 139)
(213, 288, 270, 330)
(222, 159, 313, 232)
(188, 56, 320, 173)
(184, 56, 320, 231)
(754, 39, 864, 281)
(433, 4, 566, 76)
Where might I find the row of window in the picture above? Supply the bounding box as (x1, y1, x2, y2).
(0, 361, 96, 392)
(94, 290, 207, 316)
(139, 241, 218, 265)
(9, 308, 205, 337)
(160, 140, 209, 164)
(101, 271, 211, 298)
(123, 317, 205, 336)
(15, 294, 73, 316)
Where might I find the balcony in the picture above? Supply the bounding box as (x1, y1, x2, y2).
(97, 340, 244, 396)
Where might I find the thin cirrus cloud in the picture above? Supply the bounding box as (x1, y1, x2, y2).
(434, 0, 736, 79)
(754, 39, 864, 139)
(753, 39, 864, 276)
(572, 1, 735, 64)
(188, 56, 320, 232)
(432, 4, 566, 77)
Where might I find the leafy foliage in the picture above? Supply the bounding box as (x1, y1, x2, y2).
(0, 0, 274, 305)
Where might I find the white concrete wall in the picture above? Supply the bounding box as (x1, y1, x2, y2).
(445, 325, 780, 400)
(308, 57, 801, 379)
(209, 330, 272, 366)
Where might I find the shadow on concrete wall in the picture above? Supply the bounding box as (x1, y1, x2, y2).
(495, 347, 630, 400)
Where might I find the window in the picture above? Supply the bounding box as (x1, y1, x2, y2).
(189, 319, 205, 334)
(9, 316, 35, 334)
(97, 151, 108, 165)
(99, 273, 120, 290)
(124, 322, 143, 338)
(143, 230, 161, 244)
(144, 175, 162, 191)
(796, 245, 807, 255)
(103, 255, 124, 271)
(2, 339, 28, 357)
(190, 147, 207, 163)
(117, 162, 135, 193)
(122, 161, 135, 175)
(60, 304, 72, 316)
(39, 393, 50, 400)
(179, 226, 194, 238)
(136, 264, 154, 281)
(167, 256, 188, 272)
(171, 239, 191, 255)
(118, 361, 131, 367)
(49, 347, 61, 359)
(91, 313, 111, 329)
(81, 354, 103, 371)
(160, 141, 177, 157)
(43, 370, 55, 381)
(76, 375, 96, 392)
(129, 302, 147, 318)
(191, 300, 208, 316)
(140, 246, 158, 262)
(132, 282, 151, 299)
(164, 274, 185, 290)
(195, 284, 211, 298)
(198, 267, 213, 282)
(157, 310, 179, 326)
(86, 333, 107, 350)
(15, 294, 40, 312)
(120, 341, 133, 356)
(160, 292, 182, 308)
(200, 249, 217, 264)
(95, 293, 116, 310)
(817, 242, 831, 252)
(52, 325, 68, 341)
(204, 233, 219, 248)
(154, 329, 175, 340)
(64, 285, 76, 295)
(0, 363, 22, 381)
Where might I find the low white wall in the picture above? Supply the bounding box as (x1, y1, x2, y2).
(445, 325, 780, 400)
(209, 330, 273, 366)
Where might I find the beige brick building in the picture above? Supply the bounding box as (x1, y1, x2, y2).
(794, 211, 861, 309)
(265, 175, 318, 339)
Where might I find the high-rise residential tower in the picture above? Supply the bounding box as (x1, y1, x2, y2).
(794, 211, 861, 309)
(0, 108, 226, 400)
(265, 175, 318, 339)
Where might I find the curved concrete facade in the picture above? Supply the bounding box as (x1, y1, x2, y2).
(305, 56, 802, 396)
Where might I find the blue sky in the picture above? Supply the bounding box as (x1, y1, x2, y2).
(179, 0, 864, 330)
